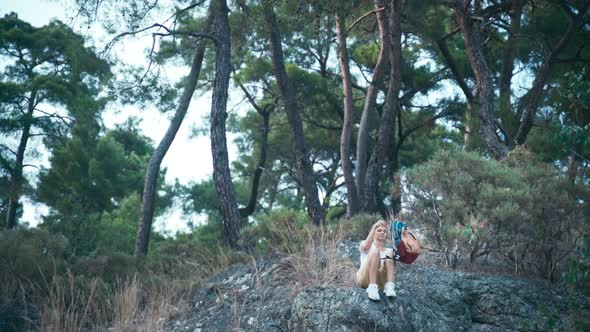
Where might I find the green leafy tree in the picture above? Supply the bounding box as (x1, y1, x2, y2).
(36, 120, 167, 255)
(0, 13, 110, 229)
(447, 0, 590, 158)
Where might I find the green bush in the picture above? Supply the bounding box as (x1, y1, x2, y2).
(563, 235, 590, 287)
(70, 254, 143, 284)
(404, 148, 589, 280)
(0, 229, 67, 289)
(0, 229, 68, 331)
(405, 149, 529, 268)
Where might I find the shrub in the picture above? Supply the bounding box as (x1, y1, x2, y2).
(503, 148, 589, 281)
(405, 149, 529, 268)
(70, 254, 143, 284)
(404, 148, 589, 280)
(563, 235, 590, 288)
(0, 228, 67, 285)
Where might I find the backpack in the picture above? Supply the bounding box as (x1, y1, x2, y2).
(391, 220, 420, 264)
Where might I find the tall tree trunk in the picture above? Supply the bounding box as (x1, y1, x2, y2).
(355, 0, 390, 206)
(436, 37, 474, 148)
(498, 0, 523, 141)
(135, 17, 211, 256)
(454, 1, 509, 159)
(5, 90, 36, 229)
(262, 0, 325, 225)
(386, 151, 401, 216)
(363, 0, 402, 214)
(210, 0, 242, 248)
(388, 110, 402, 215)
(335, 9, 359, 217)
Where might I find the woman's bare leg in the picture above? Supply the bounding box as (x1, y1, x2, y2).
(385, 249, 396, 282)
(367, 246, 381, 285)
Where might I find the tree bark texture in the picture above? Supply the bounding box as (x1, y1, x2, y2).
(454, 1, 509, 159)
(355, 0, 390, 206)
(262, 0, 326, 225)
(335, 9, 359, 217)
(210, 0, 242, 248)
(387, 110, 403, 215)
(135, 16, 210, 256)
(5, 90, 36, 229)
(498, 0, 523, 141)
(363, 0, 402, 214)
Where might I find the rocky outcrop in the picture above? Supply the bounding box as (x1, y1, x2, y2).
(167, 241, 590, 331)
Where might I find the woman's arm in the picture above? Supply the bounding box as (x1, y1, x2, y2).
(360, 220, 386, 252)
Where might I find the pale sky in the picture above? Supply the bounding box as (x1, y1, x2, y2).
(1, 0, 242, 234)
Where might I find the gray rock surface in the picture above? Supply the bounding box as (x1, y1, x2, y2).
(167, 241, 590, 332)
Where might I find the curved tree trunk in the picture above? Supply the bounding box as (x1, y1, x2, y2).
(236, 85, 271, 218)
(335, 9, 359, 217)
(135, 17, 211, 256)
(436, 37, 474, 148)
(262, 0, 325, 225)
(238, 109, 269, 218)
(513, 2, 586, 146)
(363, 0, 402, 214)
(5, 90, 36, 229)
(355, 0, 390, 206)
(210, 0, 242, 248)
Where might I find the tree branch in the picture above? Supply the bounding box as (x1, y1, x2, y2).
(514, 1, 590, 145)
(0, 144, 17, 156)
(103, 22, 218, 53)
(347, 7, 386, 33)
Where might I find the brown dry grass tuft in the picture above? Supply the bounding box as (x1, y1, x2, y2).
(39, 271, 101, 332)
(112, 275, 140, 331)
(32, 249, 239, 331)
(281, 224, 356, 292)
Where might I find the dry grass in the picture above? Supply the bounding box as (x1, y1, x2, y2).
(33, 271, 190, 332)
(133, 281, 189, 332)
(39, 272, 101, 332)
(30, 250, 238, 332)
(112, 275, 140, 331)
(282, 225, 356, 292)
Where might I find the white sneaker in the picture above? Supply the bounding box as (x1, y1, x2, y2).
(366, 284, 380, 301)
(384, 282, 396, 297)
